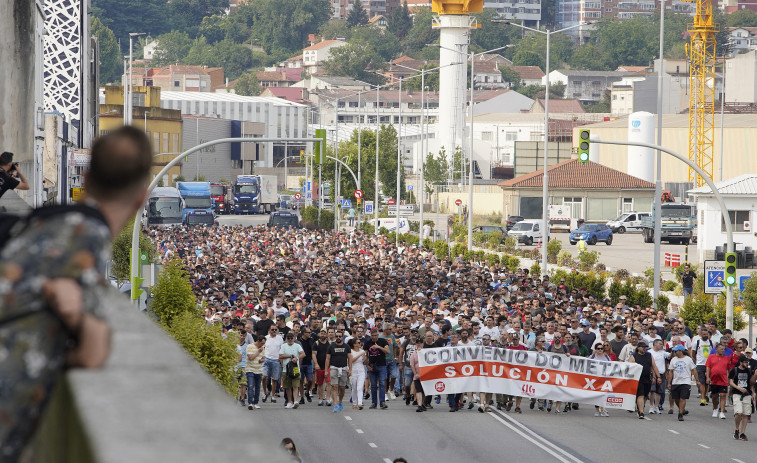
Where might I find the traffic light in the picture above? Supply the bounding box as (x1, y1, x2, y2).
(724, 252, 737, 286)
(299, 149, 305, 163)
(314, 129, 326, 163)
(578, 129, 590, 162)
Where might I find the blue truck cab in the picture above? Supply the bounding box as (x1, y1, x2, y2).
(176, 181, 213, 223)
(233, 175, 258, 214)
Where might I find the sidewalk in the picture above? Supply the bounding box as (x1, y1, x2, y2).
(0, 190, 32, 213)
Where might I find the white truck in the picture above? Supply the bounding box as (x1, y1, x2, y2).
(548, 205, 580, 232)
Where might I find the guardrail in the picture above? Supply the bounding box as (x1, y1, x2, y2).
(26, 288, 289, 463)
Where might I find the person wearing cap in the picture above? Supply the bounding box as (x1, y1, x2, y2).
(667, 344, 697, 421)
(577, 320, 596, 352)
(629, 341, 661, 419)
(729, 354, 757, 440)
(280, 332, 305, 409)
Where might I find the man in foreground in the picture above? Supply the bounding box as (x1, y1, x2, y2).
(0, 126, 152, 459)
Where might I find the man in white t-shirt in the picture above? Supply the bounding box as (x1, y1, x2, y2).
(479, 316, 501, 342)
(690, 327, 715, 406)
(262, 325, 284, 403)
(667, 344, 698, 421)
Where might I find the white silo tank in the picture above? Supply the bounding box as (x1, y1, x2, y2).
(627, 112, 655, 183)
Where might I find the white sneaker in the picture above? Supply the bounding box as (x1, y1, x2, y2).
(648, 407, 655, 415)
(254, 405, 261, 409)
(602, 410, 610, 417)
(595, 411, 600, 417)
(388, 391, 395, 400)
(286, 403, 294, 409)
(719, 412, 726, 419)
(248, 404, 254, 410)
(712, 409, 719, 418)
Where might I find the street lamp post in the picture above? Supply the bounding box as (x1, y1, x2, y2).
(128, 32, 145, 126)
(396, 77, 402, 245)
(499, 21, 589, 274)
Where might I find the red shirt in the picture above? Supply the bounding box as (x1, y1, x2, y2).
(507, 343, 527, 351)
(705, 353, 732, 386)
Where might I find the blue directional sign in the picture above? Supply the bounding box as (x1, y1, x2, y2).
(364, 201, 374, 214)
(341, 199, 352, 208)
(407, 185, 414, 191)
(708, 271, 724, 288)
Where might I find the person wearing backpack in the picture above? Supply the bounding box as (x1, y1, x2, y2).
(0, 126, 152, 460)
(280, 332, 305, 409)
(691, 327, 715, 406)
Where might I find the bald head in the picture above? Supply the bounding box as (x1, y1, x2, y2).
(85, 126, 152, 201)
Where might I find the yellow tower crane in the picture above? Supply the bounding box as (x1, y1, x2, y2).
(683, 0, 718, 187)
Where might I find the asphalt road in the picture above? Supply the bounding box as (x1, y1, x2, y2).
(252, 393, 756, 463)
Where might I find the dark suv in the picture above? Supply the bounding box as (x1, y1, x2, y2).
(506, 215, 524, 231)
(268, 210, 300, 228)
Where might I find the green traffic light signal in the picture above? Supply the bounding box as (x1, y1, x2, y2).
(724, 252, 737, 286)
(578, 129, 590, 162)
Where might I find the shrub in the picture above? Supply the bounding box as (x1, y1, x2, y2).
(486, 253, 500, 267)
(557, 250, 573, 267)
(578, 250, 599, 270)
(742, 272, 757, 318)
(472, 230, 487, 246)
(502, 255, 520, 272)
(433, 241, 449, 259)
(546, 238, 562, 263)
(487, 231, 505, 250)
(681, 293, 746, 332)
(110, 218, 158, 284)
(662, 280, 678, 292)
(503, 236, 517, 253)
(530, 262, 541, 277)
(656, 294, 671, 312)
(165, 311, 238, 394)
(554, 269, 607, 299)
(150, 257, 197, 327)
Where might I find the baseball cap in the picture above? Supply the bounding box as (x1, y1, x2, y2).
(746, 347, 753, 354)
(739, 355, 749, 363)
(672, 344, 686, 352)
(637, 341, 648, 348)
(581, 320, 590, 326)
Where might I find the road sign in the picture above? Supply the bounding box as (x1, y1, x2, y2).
(354, 189, 363, 199)
(704, 260, 725, 295)
(294, 193, 302, 200)
(407, 185, 414, 191)
(455, 198, 463, 206)
(306, 192, 312, 199)
(364, 201, 374, 214)
(388, 198, 395, 206)
(341, 199, 352, 208)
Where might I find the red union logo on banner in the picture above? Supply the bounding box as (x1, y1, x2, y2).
(521, 384, 536, 396)
(435, 381, 446, 392)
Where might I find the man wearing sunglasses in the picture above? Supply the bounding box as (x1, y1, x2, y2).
(262, 326, 284, 403)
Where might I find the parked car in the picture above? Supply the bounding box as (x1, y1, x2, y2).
(606, 212, 649, 233)
(507, 219, 543, 246)
(268, 210, 300, 228)
(289, 197, 306, 210)
(570, 223, 613, 245)
(506, 215, 524, 231)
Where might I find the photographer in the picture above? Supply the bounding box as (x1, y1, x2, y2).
(0, 151, 30, 198)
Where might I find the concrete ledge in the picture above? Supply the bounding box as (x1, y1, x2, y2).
(31, 288, 288, 462)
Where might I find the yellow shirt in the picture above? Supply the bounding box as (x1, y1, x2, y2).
(245, 344, 264, 374)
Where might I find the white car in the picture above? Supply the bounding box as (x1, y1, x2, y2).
(607, 212, 650, 233)
(507, 219, 543, 246)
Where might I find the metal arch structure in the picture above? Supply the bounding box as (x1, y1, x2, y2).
(685, 0, 718, 187)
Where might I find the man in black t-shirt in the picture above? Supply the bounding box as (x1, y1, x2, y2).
(0, 152, 30, 199)
(312, 330, 331, 406)
(364, 328, 390, 409)
(325, 336, 350, 412)
(680, 264, 697, 298)
(254, 310, 274, 336)
(729, 356, 757, 441)
(297, 328, 315, 403)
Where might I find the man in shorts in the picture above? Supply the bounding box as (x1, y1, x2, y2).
(312, 329, 331, 406)
(706, 342, 731, 419)
(667, 344, 697, 421)
(280, 332, 305, 408)
(325, 332, 350, 412)
(729, 355, 757, 440)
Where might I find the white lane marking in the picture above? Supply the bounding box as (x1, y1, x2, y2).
(344, 416, 352, 421)
(668, 430, 680, 435)
(489, 410, 582, 463)
(698, 444, 710, 449)
(368, 443, 378, 448)
(356, 429, 364, 434)
(643, 416, 652, 421)
(733, 459, 746, 463)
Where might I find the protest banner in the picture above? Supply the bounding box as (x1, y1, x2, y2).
(419, 346, 643, 410)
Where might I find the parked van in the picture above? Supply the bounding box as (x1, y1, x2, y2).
(507, 219, 543, 245)
(268, 210, 300, 228)
(372, 218, 410, 235)
(607, 212, 650, 233)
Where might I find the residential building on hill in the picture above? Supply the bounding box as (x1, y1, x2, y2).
(124, 65, 225, 93)
(303, 40, 347, 75)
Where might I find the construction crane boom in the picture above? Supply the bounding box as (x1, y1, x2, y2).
(684, 0, 718, 187)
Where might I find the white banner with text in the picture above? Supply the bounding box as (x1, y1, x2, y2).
(419, 346, 643, 410)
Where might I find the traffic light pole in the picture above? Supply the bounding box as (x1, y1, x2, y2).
(592, 138, 735, 330)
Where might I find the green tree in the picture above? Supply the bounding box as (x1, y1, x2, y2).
(726, 9, 757, 27)
(742, 273, 757, 318)
(249, 0, 332, 55)
(423, 149, 450, 194)
(234, 72, 262, 96)
(388, 1, 412, 40)
(402, 8, 438, 56)
(167, 0, 228, 34)
(150, 257, 196, 327)
(322, 42, 385, 85)
(92, 0, 169, 45)
(512, 49, 543, 68)
(470, 9, 518, 53)
(500, 66, 523, 88)
(152, 31, 193, 67)
(402, 63, 440, 91)
(184, 38, 254, 80)
(110, 219, 157, 285)
(91, 17, 121, 84)
(319, 19, 351, 40)
(584, 91, 611, 113)
(197, 14, 228, 44)
(569, 43, 610, 71)
(165, 311, 238, 394)
(347, 0, 369, 27)
(350, 26, 400, 62)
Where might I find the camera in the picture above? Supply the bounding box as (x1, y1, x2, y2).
(9, 162, 18, 173)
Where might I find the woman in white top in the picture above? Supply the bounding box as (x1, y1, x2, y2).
(348, 338, 367, 410)
(589, 342, 613, 417)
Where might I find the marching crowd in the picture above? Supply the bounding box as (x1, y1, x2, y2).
(148, 224, 757, 441)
